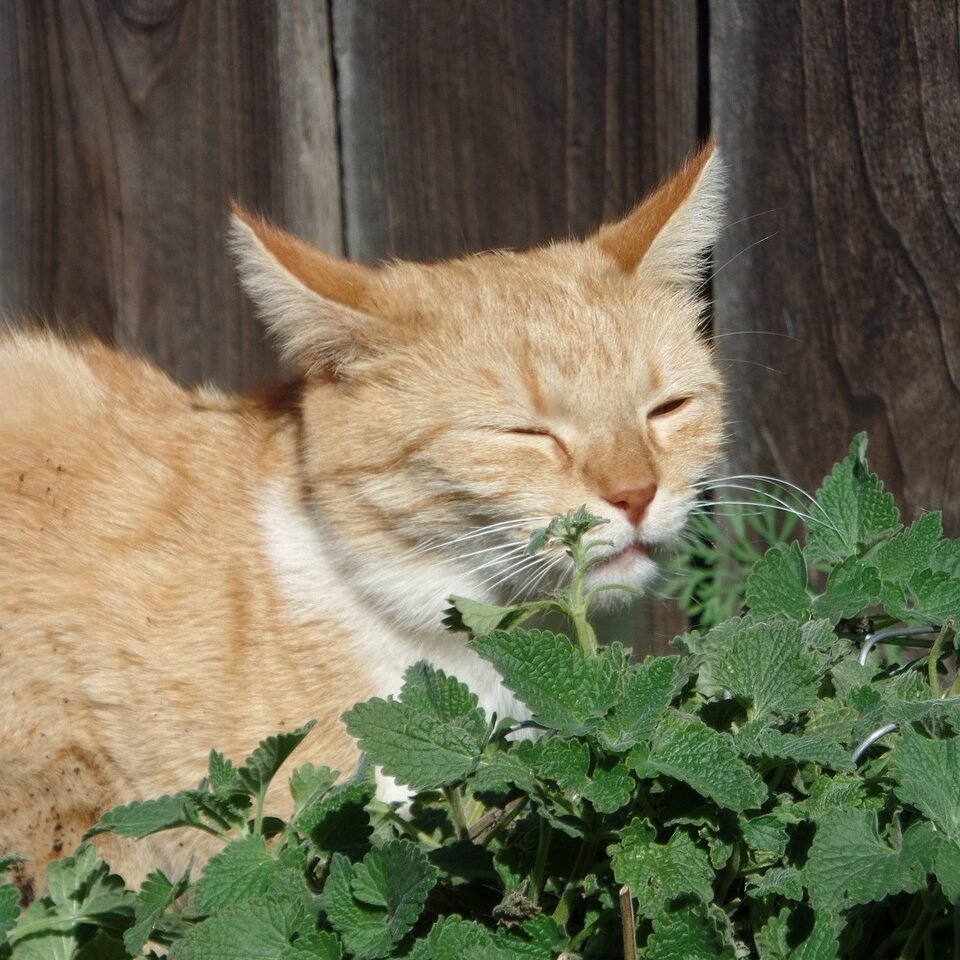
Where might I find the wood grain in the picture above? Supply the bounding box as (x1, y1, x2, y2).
(0, 0, 341, 391)
(332, 0, 703, 651)
(332, 0, 703, 262)
(711, 0, 960, 532)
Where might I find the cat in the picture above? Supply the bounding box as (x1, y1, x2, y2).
(0, 141, 725, 897)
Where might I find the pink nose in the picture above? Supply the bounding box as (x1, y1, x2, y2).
(604, 484, 657, 527)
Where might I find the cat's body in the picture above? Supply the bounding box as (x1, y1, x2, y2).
(0, 144, 725, 895)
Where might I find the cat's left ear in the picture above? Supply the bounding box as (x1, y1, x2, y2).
(594, 140, 724, 290)
(229, 205, 388, 376)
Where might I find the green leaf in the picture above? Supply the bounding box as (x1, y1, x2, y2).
(896, 569, 960, 623)
(755, 906, 843, 960)
(123, 870, 190, 955)
(516, 737, 589, 793)
(207, 750, 240, 792)
(890, 727, 960, 841)
(874, 510, 942, 583)
(712, 620, 825, 723)
(289, 764, 339, 819)
(0, 885, 20, 940)
(237, 722, 316, 797)
(735, 724, 853, 773)
(397, 662, 487, 740)
(321, 844, 437, 959)
(803, 809, 929, 908)
(745, 867, 804, 902)
(597, 656, 683, 751)
(344, 703, 483, 792)
(194, 837, 307, 913)
(746, 542, 812, 619)
(469, 629, 619, 735)
(168, 895, 311, 960)
(933, 837, 960, 900)
(443, 596, 525, 635)
(87, 792, 200, 839)
(641, 711, 766, 811)
(805, 433, 900, 564)
(740, 814, 790, 861)
(812, 558, 881, 623)
(281, 932, 342, 960)
(932, 537, 960, 577)
(582, 762, 634, 813)
(608, 818, 713, 919)
(645, 901, 736, 960)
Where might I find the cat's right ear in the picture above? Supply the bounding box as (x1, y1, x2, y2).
(229, 206, 386, 377)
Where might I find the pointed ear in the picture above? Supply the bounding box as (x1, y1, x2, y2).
(229, 205, 385, 375)
(594, 140, 725, 289)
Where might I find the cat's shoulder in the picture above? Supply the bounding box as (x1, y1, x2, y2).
(0, 328, 204, 436)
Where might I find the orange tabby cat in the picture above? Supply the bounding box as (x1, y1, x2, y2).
(0, 143, 725, 895)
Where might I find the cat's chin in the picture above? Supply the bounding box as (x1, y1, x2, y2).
(582, 541, 660, 604)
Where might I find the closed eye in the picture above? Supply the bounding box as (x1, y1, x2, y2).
(648, 397, 692, 419)
(505, 427, 570, 458)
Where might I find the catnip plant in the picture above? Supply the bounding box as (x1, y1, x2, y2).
(2, 433, 959, 960)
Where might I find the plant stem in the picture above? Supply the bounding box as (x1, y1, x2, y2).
(529, 819, 553, 903)
(443, 786, 470, 841)
(472, 795, 529, 846)
(567, 540, 598, 657)
(385, 812, 442, 849)
(928, 621, 955, 696)
(253, 789, 265, 836)
(552, 839, 597, 925)
(619, 885, 637, 960)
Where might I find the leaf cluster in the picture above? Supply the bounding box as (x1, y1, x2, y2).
(3, 435, 959, 959)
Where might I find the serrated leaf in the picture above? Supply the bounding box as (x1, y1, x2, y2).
(87, 792, 200, 839)
(322, 845, 437, 959)
(289, 763, 339, 819)
(469, 629, 619, 735)
(804, 700, 857, 741)
(745, 867, 804, 901)
(932, 537, 960, 577)
(803, 809, 929, 907)
(123, 870, 190, 955)
(756, 906, 843, 960)
(193, 837, 307, 913)
(168, 895, 310, 960)
(874, 511, 942, 583)
(398, 662, 487, 739)
(805, 433, 900, 564)
(597, 656, 683, 751)
(897, 569, 960, 623)
(746, 542, 812, 619)
(712, 620, 826, 722)
(643, 711, 766, 811)
(933, 837, 960, 900)
(0, 885, 20, 939)
(583, 762, 634, 813)
(890, 727, 960, 840)
(645, 900, 736, 960)
(237, 722, 316, 797)
(812, 558, 881, 623)
(281, 932, 343, 960)
(344, 699, 484, 791)
(740, 814, 789, 860)
(443, 596, 525, 635)
(516, 737, 589, 793)
(207, 750, 239, 792)
(735, 724, 853, 773)
(608, 818, 714, 919)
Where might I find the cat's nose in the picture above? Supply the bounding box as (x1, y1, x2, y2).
(604, 483, 657, 527)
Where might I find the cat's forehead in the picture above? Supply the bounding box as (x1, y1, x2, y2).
(378, 242, 698, 346)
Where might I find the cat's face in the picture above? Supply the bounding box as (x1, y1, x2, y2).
(233, 143, 725, 619)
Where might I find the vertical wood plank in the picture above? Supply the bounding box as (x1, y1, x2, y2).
(0, 0, 341, 391)
(711, 0, 960, 532)
(331, 0, 703, 651)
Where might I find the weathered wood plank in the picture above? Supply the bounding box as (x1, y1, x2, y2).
(333, 0, 702, 260)
(332, 0, 703, 650)
(711, 0, 960, 531)
(0, 0, 341, 391)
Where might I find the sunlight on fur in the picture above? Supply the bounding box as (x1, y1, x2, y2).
(0, 142, 725, 895)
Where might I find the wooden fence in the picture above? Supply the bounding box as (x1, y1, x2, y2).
(2, 0, 957, 651)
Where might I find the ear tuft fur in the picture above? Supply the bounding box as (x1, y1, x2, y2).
(229, 205, 385, 376)
(595, 140, 725, 290)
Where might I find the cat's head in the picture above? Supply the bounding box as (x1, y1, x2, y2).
(231, 143, 725, 624)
